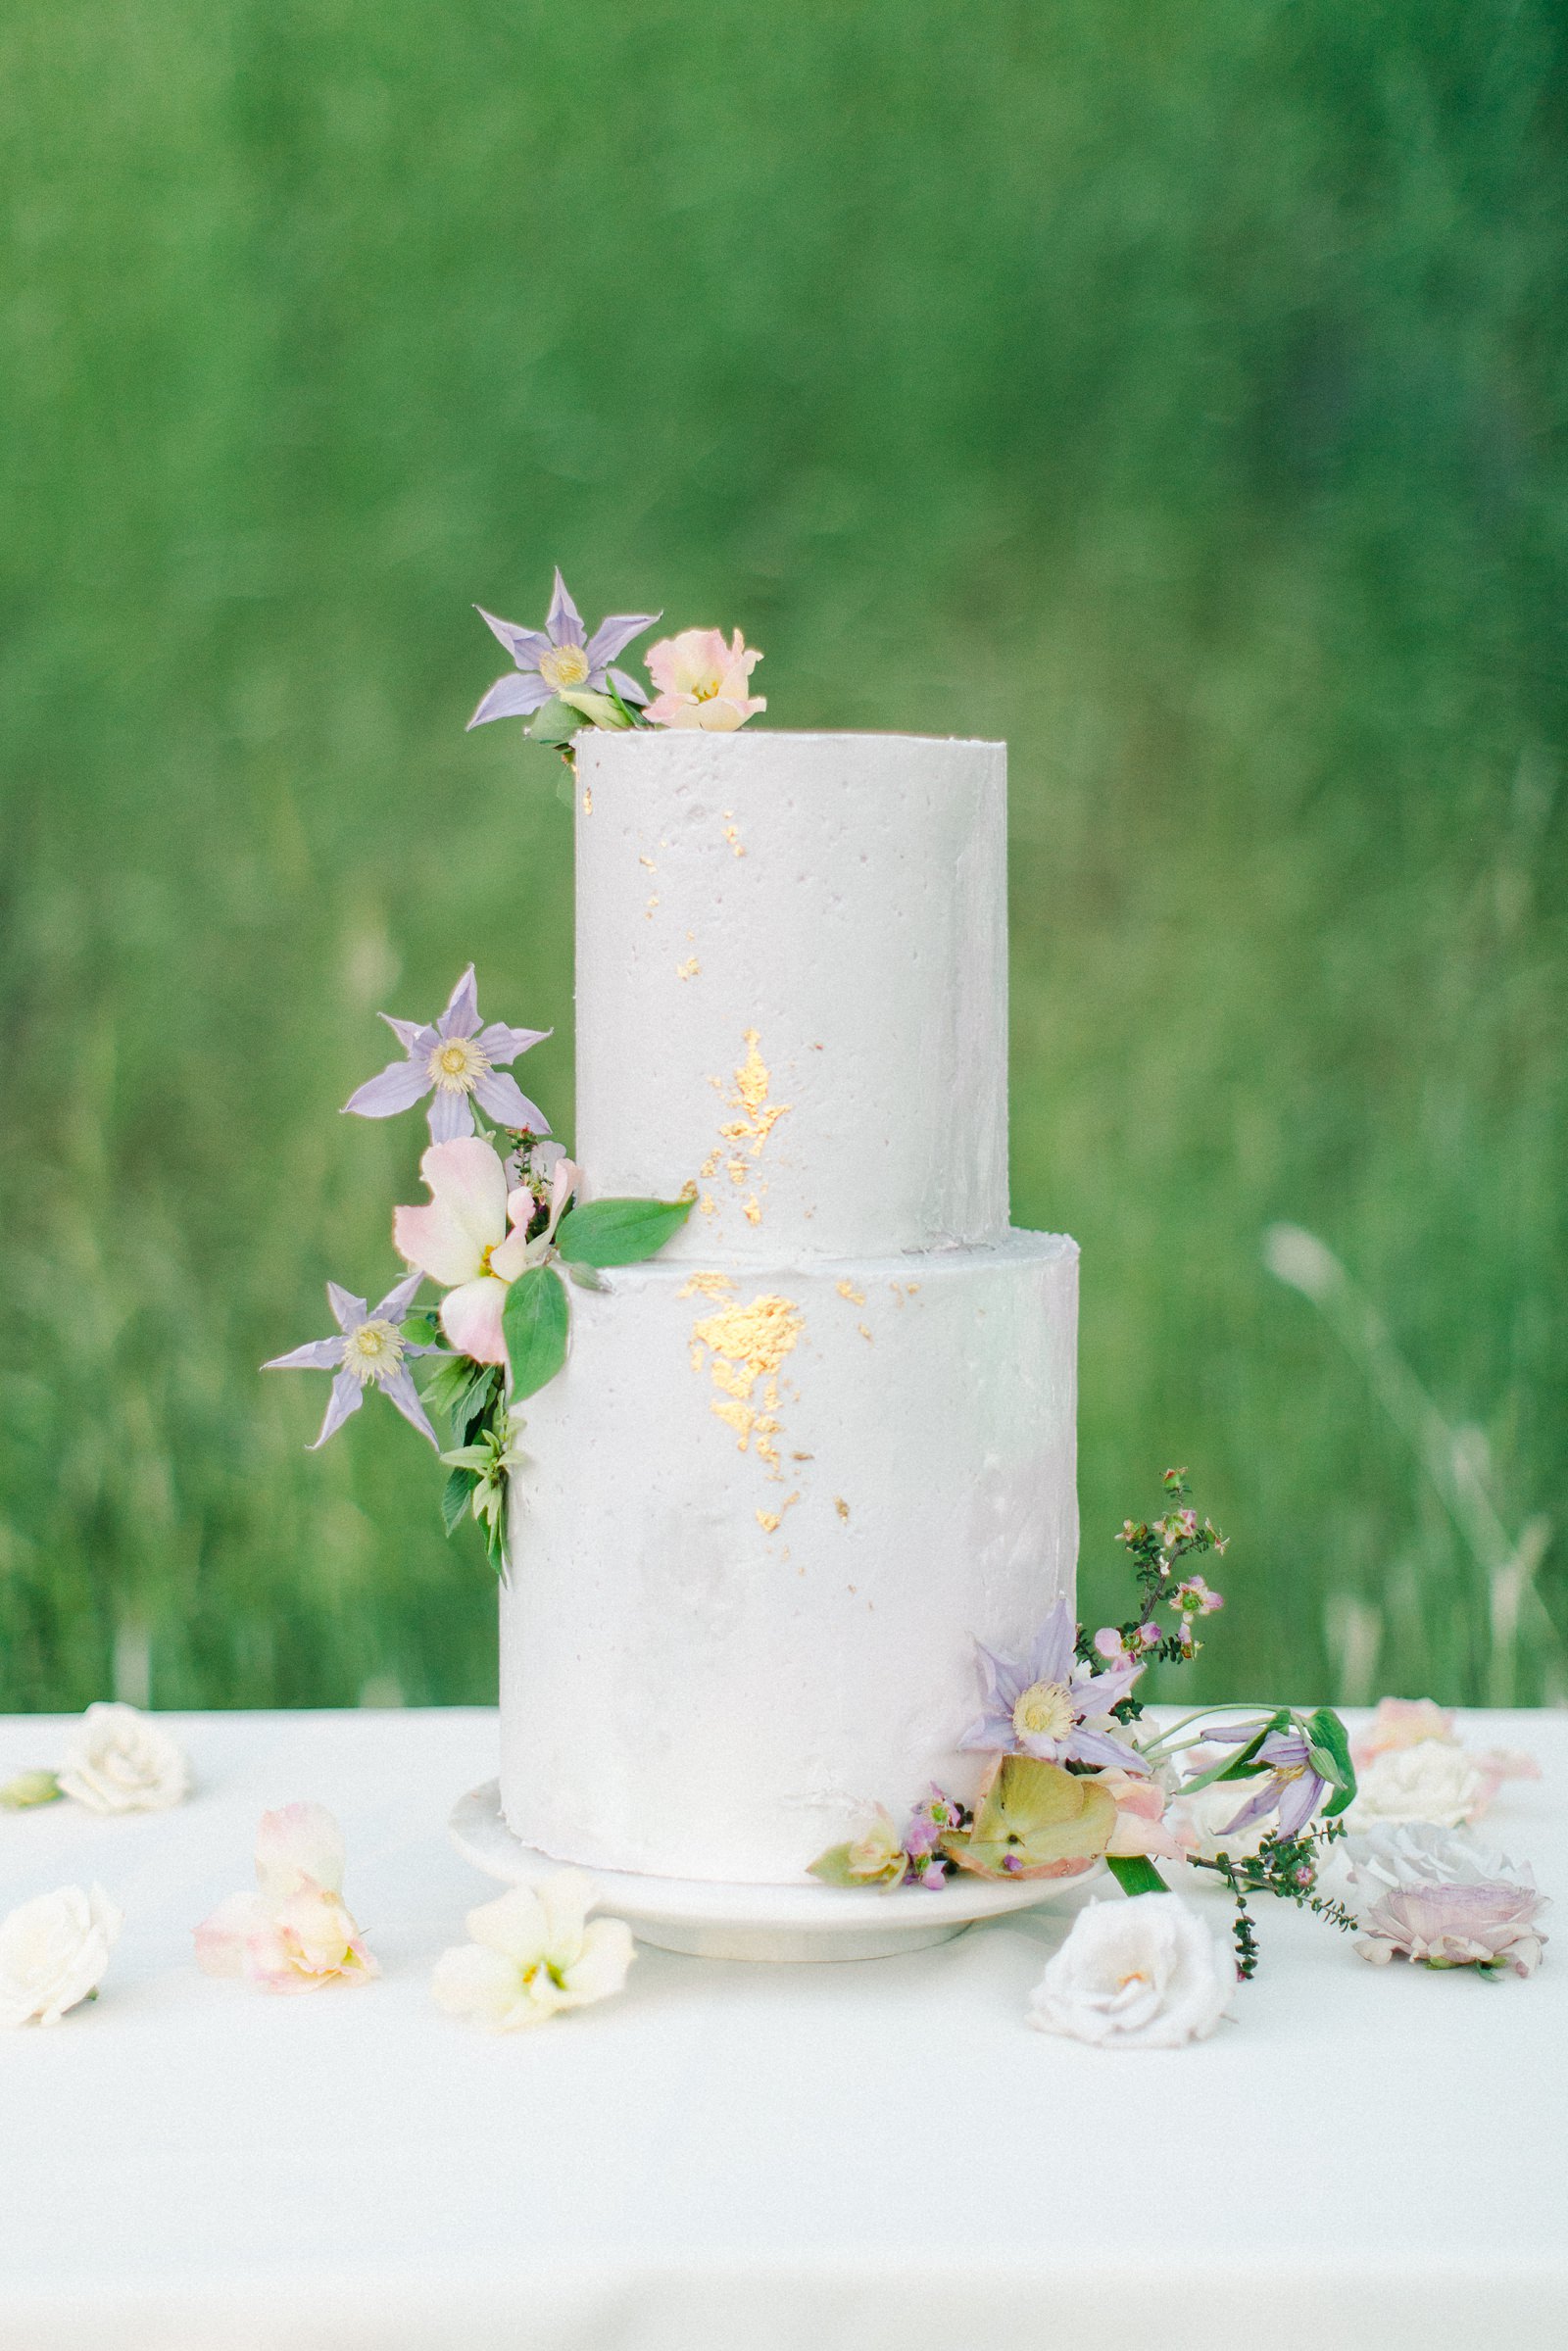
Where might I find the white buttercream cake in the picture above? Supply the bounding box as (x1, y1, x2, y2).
(501, 730, 1079, 1885)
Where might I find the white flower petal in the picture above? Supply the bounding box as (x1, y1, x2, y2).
(465, 1885, 551, 1967)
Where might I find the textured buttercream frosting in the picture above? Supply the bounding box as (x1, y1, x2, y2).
(502, 730, 1079, 1886)
(572, 730, 1009, 1261)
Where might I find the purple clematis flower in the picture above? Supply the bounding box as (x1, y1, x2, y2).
(1200, 1722, 1329, 1839)
(343, 965, 551, 1145)
(467, 569, 660, 729)
(264, 1272, 440, 1451)
(958, 1600, 1149, 1772)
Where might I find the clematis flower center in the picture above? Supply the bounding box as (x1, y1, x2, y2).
(539, 642, 591, 691)
(345, 1319, 403, 1384)
(1012, 1680, 1076, 1742)
(427, 1036, 490, 1095)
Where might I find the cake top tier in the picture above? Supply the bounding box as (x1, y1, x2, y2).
(572, 730, 1009, 1263)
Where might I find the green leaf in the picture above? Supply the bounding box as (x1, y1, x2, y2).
(1306, 1705, 1357, 1815)
(527, 697, 583, 747)
(418, 1354, 472, 1419)
(440, 1468, 477, 1538)
(502, 1265, 570, 1400)
(554, 1194, 694, 1268)
(806, 1843, 863, 1888)
(1105, 1853, 1168, 1896)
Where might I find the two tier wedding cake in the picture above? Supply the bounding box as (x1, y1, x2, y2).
(500, 730, 1079, 1885)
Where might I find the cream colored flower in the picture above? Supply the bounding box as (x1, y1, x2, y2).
(1027, 1894, 1234, 2049)
(0, 1885, 122, 2027)
(431, 1873, 634, 2032)
(1346, 1739, 1486, 1830)
(56, 1703, 190, 1814)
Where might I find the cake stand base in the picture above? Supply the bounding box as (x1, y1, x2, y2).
(449, 1782, 1102, 1965)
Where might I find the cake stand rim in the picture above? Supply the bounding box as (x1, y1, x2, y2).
(449, 1779, 1103, 1943)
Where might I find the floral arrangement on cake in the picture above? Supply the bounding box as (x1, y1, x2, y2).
(807, 1469, 1547, 1984)
(263, 571, 765, 1563)
(467, 567, 764, 748)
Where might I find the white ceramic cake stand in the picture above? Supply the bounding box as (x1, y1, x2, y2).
(449, 1781, 1103, 1964)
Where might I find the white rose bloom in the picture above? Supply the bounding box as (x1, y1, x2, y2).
(431, 1872, 635, 2032)
(1027, 1894, 1234, 2050)
(0, 1885, 123, 2028)
(1345, 1739, 1484, 1831)
(56, 1703, 191, 1815)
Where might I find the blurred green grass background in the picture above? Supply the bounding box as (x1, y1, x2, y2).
(2, 0, 1564, 1714)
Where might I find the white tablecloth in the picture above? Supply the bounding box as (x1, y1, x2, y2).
(1, 1705, 1563, 2351)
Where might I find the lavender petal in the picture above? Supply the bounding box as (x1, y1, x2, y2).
(475, 1020, 551, 1065)
(546, 567, 585, 648)
(1028, 1599, 1075, 1688)
(1277, 1772, 1324, 1838)
(472, 1068, 549, 1129)
(378, 1364, 440, 1449)
(379, 1014, 428, 1053)
(1200, 1719, 1265, 1746)
(1220, 1779, 1281, 1836)
(438, 964, 480, 1040)
(972, 1640, 1026, 1715)
(326, 1283, 368, 1332)
(467, 672, 552, 730)
(474, 607, 552, 670)
(372, 1268, 426, 1325)
(426, 1087, 474, 1144)
(343, 1055, 430, 1120)
(585, 611, 662, 669)
(263, 1335, 345, 1372)
(957, 1712, 1015, 1753)
(309, 1369, 364, 1450)
(1066, 1725, 1151, 1772)
(607, 666, 649, 707)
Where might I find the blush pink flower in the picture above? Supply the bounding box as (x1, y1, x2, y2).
(1096, 1767, 1190, 1861)
(194, 1803, 377, 1995)
(393, 1136, 578, 1368)
(644, 628, 765, 731)
(1351, 1697, 1456, 1769)
(1358, 1879, 1547, 1977)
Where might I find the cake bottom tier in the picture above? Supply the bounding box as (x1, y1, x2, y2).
(500, 1229, 1078, 1885)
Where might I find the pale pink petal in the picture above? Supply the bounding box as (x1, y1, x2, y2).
(247, 1888, 377, 1992)
(439, 1276, 510, 1365)
(643, 692, 695, 728)
(194, 1891, 270, 1979)
(255, 1802, 346, 1900)
(487, 1229, 531, 1283)
(393, 1137, 508, 1285)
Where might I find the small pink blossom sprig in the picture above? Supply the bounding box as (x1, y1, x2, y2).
(1085, 1468, 1229, 1678)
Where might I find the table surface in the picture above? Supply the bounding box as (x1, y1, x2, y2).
(1, 1705, 1563, 2351)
